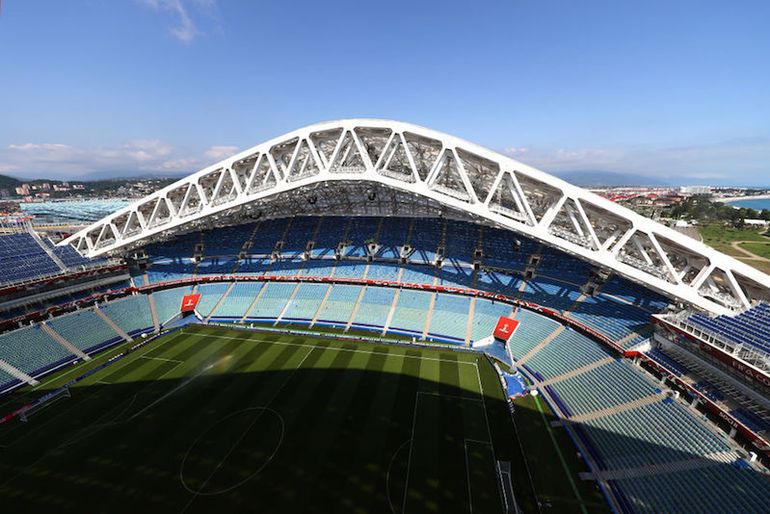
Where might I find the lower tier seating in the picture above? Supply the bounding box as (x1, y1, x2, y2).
(99, 295, 154, 335)
(579, 399, 732, 470)
(47, 310, 121, 353)
(548, 360, 659, 417)
(612, 461, 770, 513)
(152, 287, 193, 324)
(352, 287, 396, 328)
(0, 325, 73, 376)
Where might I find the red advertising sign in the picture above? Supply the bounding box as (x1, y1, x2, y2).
(180, 294, 201, 313)
(494, 316, 520, 341)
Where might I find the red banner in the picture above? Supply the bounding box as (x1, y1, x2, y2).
(180, 294, 201, 313)
(494, 316, 520, 341)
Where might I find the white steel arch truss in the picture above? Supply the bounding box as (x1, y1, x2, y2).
(62, 119, 770, 315)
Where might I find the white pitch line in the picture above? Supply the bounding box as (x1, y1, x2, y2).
(464, 440, 474, 514)
(417, 391, 484, 402)
(181, 345, 315, 512)
(140, 356, 183, 364)
(189, 331, 478, 366)
(127, 359, 209, 421)
(401, 392, 420, 514)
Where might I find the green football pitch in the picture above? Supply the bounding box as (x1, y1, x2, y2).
(0, 324, 532, 513)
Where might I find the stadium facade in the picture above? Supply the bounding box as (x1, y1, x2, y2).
(63, 119, 770, 314)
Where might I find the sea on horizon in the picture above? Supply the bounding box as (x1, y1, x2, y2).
(726, 198, 770, 211)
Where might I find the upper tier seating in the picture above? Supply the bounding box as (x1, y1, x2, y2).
(145, 232, 198, 259)
(343, 217, 380, 257)
(0, 233, 61, 285)
(297, 259, 337, 277)
(687, 302, 770, 356)
(481, 227, 537, 271)
(265, 258, 303, 277)
(251, 219, 287, 255)
(237, 257, 272, 275)
(437, 261, 475, 288)
(196, 257, 238, 277)
(0, 324, 73, 375)
(444, 219, 479, 265)
(311, 217, 347, 258)
(281, 217, 319, 257)
(409, 218, 441, 263)
(519, 277, 581, 312)
(146, 260, 196, 283)
(99, 295, 153, 336)
(204, 225, 251, 257)
(537, 247, 593, 284)
(602, 275, 670, 312)
(375, 217, 410, 259)
(476, 269, 523, 296)
(330, 260, 368, 279)
(399, 264, 435, 285)
(364, 262, 401, 281)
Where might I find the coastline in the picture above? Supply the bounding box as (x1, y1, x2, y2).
(716, 194, 770, 204)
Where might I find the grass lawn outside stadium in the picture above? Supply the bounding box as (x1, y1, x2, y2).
(0, 324, 607, 513)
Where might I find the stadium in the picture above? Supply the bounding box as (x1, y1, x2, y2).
(2, 119, 770, 513)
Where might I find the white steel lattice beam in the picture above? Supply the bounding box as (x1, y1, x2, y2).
(60, 119, 770, 315)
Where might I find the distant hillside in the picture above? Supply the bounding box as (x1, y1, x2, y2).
(555, 171, 670, 187)
(0, 174, 21, 191)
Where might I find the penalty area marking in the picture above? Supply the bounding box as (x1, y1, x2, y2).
(386, 439, 411, 514)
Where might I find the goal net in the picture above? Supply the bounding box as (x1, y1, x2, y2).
(20, 386, 71, 423)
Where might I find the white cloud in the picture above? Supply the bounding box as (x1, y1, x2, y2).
(500, 137, 770, 184)
(205, 145, 239, 160)
(140, 0, 218, 43)
(0, 139, 238, 179)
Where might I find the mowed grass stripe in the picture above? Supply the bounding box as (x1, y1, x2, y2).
(287, 348, 375, 512)
(333, 349, 412, 513)
(465, 439, 500, 513)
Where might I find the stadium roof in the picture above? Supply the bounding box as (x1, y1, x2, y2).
(61, 119, 770, 314)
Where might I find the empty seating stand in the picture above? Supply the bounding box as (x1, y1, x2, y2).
(99, 295, 154, 336)
(0, 324, 74, 376)
(47, 310, 122, 353)
(0, 233, 61, 285)
(688, 302, 770, 356)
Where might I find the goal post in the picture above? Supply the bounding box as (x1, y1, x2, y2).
(19, 386, 71, 423)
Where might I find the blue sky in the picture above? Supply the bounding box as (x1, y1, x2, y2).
(1, 0, 769, 185)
